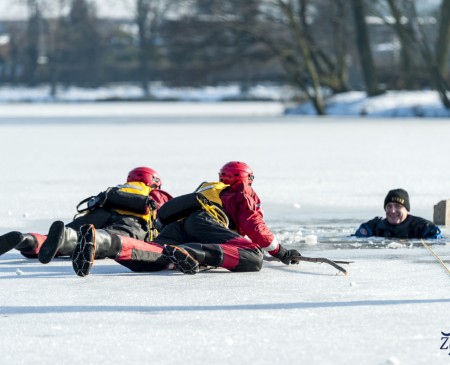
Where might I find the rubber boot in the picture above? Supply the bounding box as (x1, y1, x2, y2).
(0, 231, 30, 256)
(72, 225, 122, 277)
(0, 232, 46, 258)
(181, 243, 224, 268)
(18, 234, 48, 258)
(38, 221, 79, 264)
(94, 229, 122, 259)
(162, 243, 228, 274)
(15, 234, 39, 251)
(162, 244, 200, 275)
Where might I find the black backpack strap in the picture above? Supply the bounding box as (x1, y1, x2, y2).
(76, 190, 109, 213)
(76, 196, 95, 213)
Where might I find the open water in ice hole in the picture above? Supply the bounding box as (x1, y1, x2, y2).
(270, 219, 447, 251)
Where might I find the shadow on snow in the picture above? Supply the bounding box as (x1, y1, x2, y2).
(1, 298, 450, 316)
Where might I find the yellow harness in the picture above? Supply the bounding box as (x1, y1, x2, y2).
(113, 182, 158, 240)
(113, 182, 153, 221)
(195, 182, 230, 228)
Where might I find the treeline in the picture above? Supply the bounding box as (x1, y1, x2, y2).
(0, 0, 449, 114)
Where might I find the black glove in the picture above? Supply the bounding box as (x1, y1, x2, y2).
(272, 245, 301, 265)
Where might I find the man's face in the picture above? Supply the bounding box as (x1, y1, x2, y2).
(385, 202, 408, 225)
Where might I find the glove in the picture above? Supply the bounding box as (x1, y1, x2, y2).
(272, 245, 301, 265)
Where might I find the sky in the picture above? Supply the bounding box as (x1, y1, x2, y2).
(0, 0, 442, 20)
(0, 0, 135, 20)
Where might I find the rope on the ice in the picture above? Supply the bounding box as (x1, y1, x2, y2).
(420, 239, 450, 275)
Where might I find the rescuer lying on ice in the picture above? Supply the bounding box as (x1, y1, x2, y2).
(0, 167, 172, 272)
(71, 161, 301, 276)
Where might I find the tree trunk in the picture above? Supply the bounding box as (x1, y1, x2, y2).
(26, 0, 40, 86)
(8, 35, 18, 85)
(409, 2, 450, 108)
(350, 0, 383, 96)
(435, 0, 450, 79)
(333, 0, 349, 93)
(386, 0, 415, 89)
(278, 0, 326, 115)
(137, 0, 150, 97)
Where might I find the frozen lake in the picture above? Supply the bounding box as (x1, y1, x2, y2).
(0, 102, 449, 365)
(1, 102, 449, 245)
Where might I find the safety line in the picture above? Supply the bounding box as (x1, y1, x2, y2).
(420, 239, 450, 275)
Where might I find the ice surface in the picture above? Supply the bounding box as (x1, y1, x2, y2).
(0, 104, 449, 364)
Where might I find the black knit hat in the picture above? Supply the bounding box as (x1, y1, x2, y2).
(384, 188, 410, 211)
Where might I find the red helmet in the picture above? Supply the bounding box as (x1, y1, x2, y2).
(127, 167, 162, 188)
(219, 161, 254, 186)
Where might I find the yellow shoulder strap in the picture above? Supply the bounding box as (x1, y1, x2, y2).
(112, 181, 153, 223)
(196, 182, 229, 206)
(116, 181, 152, 196)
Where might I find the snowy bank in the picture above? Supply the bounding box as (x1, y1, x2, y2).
(0, 83, 295, 103)
(1, 85, 449, 117)
(285, 90, 450, 117)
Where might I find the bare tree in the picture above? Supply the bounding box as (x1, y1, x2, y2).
(135, 0, 177, 97)
(257, 0, 354, 113)
(41, 0, 69, 96)
(274, 0, 326, 113)
(204, 0, 354, 114)
(62, 0, 101, 86)
(351, 0, 383, 96)
(409, 1, 450, 108)
(384, 0, 416, 88)
(163, 0, 266, 90)
(167, 0, 355, 113)
(435, 0, 450, 79)
(25, 0, 42, 86)
(0, 23, 22, 85)
(372, 0, 448, 104)
(136, 0, 151, 96)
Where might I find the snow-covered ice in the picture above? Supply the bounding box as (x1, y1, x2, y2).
(0, 102, 449, 364)
(1, 247, 449, 365)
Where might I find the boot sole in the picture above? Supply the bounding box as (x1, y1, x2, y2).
(38, 221, 65, 264)
(72, 225, 96, 277)
(162, 245, 199, 275)
(0, 231, 24, 256)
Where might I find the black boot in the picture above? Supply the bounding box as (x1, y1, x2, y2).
(0, 232, 38, 256)
(162, 245, 200, 275)
(72, 225, 122, 277)
(38, 221, 79, 264)
(94, 229, 122, 259)
(162, 243, 225, 274)
(181, 243, 224, 268)
(0, 231, 25, 256)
